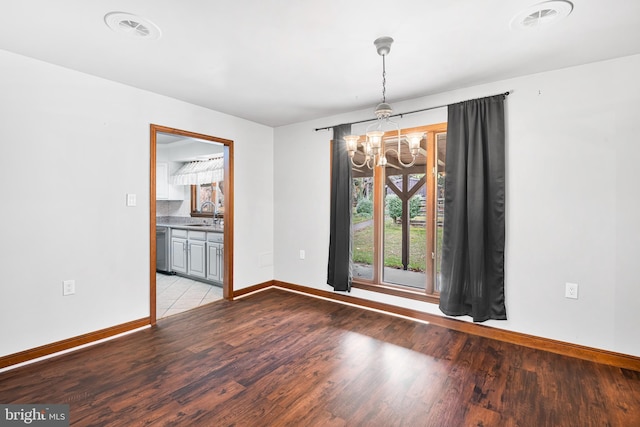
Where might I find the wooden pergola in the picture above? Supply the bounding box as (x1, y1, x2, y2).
(353, 142, 428, 271)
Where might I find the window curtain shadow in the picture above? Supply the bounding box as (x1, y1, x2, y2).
(439, 95, 507, 322)
(327, 124, 353, 292)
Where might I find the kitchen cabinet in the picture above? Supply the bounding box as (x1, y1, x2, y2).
(187, 231, 207, 279)
(156, 162, 185, 200)
(169, 228, 213, 281)
(206, 233, 224, 283)
(170, 229, 188, 274)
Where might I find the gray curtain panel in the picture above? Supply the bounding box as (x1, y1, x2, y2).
(439, 95, 507, 322)
(327, 124, 353, 292)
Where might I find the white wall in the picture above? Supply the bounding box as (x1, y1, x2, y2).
(3, 47, 638, 360)
(0, 50, 274, 357)
(274, 54, 640, 357)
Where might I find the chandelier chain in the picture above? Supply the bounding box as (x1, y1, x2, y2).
(382, 54, 386, 103)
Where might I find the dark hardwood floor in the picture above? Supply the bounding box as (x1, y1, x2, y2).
(1, 288, 639, 426)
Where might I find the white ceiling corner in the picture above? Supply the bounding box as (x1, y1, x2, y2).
(1, 0, 639, 127)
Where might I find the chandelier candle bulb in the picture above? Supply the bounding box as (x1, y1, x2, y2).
(406, 132, 424, 155)
(366, 131, 384, 149)
(345, 135, 360, 158)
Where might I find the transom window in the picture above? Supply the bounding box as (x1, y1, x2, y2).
(351, 123, 446, 301)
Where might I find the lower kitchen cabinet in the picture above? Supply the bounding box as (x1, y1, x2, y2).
(170, 236, 187, 274)
(169, 228, 222, 284)
(188, 239, 206, 279)
(206, 239, 223, 283)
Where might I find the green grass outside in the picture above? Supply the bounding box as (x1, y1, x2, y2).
(353, 220, 427, 271)
(352, 220, 444, 272)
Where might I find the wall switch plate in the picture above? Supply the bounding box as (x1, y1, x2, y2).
(126, 193, 137, 207)
(63, 280, 76, 296)
(299, 250, 305, 260)
(565, 282, 578, 299)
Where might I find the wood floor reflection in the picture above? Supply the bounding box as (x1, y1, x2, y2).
(1, 288, 638, 426)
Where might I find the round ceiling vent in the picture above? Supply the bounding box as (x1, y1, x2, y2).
(104, 12, 161, 40)
(510, 1, 573, 30)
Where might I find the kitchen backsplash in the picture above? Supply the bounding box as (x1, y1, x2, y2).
(157, 200, 190, 217)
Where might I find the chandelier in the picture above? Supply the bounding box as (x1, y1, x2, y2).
(345, 37, 424, 169)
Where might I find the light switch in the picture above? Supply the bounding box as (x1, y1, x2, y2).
(126, 193, 137, 207)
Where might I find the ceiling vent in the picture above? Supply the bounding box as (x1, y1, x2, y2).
(104, 12, 161, 40)
(510, 1, 573, 30)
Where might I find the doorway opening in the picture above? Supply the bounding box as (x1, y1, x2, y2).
(150, 124, 234, 325)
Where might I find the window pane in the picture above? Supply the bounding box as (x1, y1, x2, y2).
(198, 184, 214, 212)
(435, 132, 447, 292)
(347, 124, 445, 298)
(382, 135, 427, 289)
(352, 172, 374, 280)
(192, 181, 224, 217)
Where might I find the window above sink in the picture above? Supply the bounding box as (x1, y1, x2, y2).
(191, 182, 224, 219)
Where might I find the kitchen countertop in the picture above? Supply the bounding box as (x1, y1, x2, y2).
(157, 223, 223, 233)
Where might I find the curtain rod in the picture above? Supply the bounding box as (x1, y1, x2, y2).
(314, 91, 511, 132)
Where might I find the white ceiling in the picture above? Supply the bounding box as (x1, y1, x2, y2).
(2, 1, 640, 127)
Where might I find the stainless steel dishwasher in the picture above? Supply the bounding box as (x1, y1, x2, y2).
(156, 226, 171, 274)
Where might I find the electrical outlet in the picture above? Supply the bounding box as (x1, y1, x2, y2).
(565, 282, 578, 299)
(126, 193, 137, 207)
(63, 280, 76, 296)
(299, 250, 306, 260)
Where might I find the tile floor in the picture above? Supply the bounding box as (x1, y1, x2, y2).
(156, 273, 223, 319)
